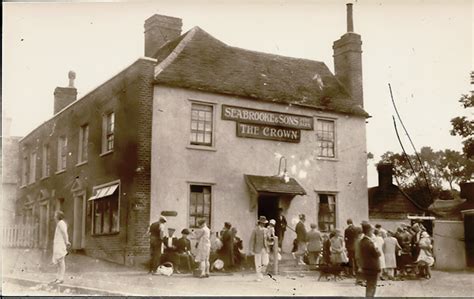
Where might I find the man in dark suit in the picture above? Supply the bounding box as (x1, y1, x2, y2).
(275, 208, 287, 250)
(359, 222, 381, 297)
(295, 214, 307, 265)
(344, 219, 357, 275)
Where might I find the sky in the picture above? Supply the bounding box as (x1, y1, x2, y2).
(3, 0, 473, 187)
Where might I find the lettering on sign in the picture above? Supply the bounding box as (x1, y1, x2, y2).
(222, 105, 313, 130)
(236, 123, 301, 143)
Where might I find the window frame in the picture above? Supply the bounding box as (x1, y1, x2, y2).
(78, 124, 89, 165)
(187, 100, 217, 150)
(316, 118, 337, 159)
(90, 180, 121, 236)
(101, 111, 115, 155)
(21, 153, 29, 187)
(187, 183, 213, 229)
(42, 143, 51, 179)
(57, 136, 68, 173)
(28, 151, 37, 184)
(316, 192, 337, 232)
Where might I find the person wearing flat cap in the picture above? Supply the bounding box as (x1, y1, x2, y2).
(249, 216, 271, 281)
(148, 215, 167, 274)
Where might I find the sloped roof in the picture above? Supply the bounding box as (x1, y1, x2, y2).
(369, 184, 427, 211)
(244, 175, 306, 195)
(153, 27, 368, 117)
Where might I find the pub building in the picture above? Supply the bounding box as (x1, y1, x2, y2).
(16, 4, 369, 265)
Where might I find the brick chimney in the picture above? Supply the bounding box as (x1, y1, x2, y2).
(333, 3, 364, 108)
(377, 163, 393, 188)
(54, 71, 77, 114)
(144, 14, 183, 57)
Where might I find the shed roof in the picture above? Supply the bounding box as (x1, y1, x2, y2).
(153, 27, 368, 117)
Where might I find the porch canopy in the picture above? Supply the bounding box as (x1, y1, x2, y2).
(244, 174, 306, 210)
(88, 184, 119, 201)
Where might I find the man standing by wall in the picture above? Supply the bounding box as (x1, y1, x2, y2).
(295, 214, 307, 265)
(249, 216, 270, 281)
(344, 219, 357, 275)
(359, 222, 381, 297)
(51, 211, 70, 284)
(149, 216, 167, 274)
(275, 208, 287, 251)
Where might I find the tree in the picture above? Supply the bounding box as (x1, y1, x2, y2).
(439, 149, 474, 190)
(450, 72, 474, 158)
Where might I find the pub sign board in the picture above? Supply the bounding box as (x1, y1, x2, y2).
(237, 122, 300, 143)
(222, 105, 314, 130)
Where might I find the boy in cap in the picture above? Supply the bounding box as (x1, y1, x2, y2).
(249, 216, 271, 281)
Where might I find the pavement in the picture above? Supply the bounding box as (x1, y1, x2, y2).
(2, 249, 474, 296)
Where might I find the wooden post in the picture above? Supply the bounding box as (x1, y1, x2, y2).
(273, 236, 279, 275)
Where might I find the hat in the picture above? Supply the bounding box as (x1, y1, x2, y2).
(197, 219, 206, 226)
(213, 259, 224, 270)
(269, 219, 276, 226)
(299, 214, 306, 220)
(181, 228, 190, 235)
(159, 215, 167, 222)
(258, 216, 268, 224)
(310, 223, 317, 229)
(168, 228, 176, 235)
(421, 231, 429, 238)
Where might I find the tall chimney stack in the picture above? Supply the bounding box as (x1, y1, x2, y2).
(144, 14, 183, 58)
(54, 71, 77, 114)
(346, 3, 354, 32)
(333, 3, 363, 108)
(377, 163, 394, 188)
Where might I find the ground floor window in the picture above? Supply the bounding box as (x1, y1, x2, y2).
(91, 183, 120, 235)
(318, 193, 336, 232)
(189, 185, 211, 229)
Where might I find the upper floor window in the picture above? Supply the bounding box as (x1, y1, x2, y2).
(190, 103, 213, 146)
(29, 151, 37, 184)
(316, 119, 335, 158)
(318, 193, 336, 232)
(21, 155, 28, 186)
(42, 144, 50, 178)
(102, 112, 115, 153)
(57, 136, 68, 171)
(78, 124, 89, 163)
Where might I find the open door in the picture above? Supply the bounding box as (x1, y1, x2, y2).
(258, 194, 280, 222)
(72, 192, 86, 249)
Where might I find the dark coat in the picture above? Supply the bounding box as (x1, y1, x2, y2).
(358, 236, 381, 275)
(219, 228, 235, 267)
(275, 215, 287, 238)
(344, 225, 357, 251)
(295, 221, 307, 243)
(176, 237, 191, 254)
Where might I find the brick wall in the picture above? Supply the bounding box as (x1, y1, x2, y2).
(17, 58, 156, 265)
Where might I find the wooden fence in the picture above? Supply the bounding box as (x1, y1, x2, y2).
(2, 224, 39, 248)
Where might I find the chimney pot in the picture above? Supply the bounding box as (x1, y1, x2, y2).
(346, 3, 354, 33)
(68, 70, 76, 87)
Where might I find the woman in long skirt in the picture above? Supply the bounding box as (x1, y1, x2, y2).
(383, 231, 401, 280)
(194, 219, 211, 278)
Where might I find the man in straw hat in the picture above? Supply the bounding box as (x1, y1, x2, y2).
(149, 215, 167, 274)
(249, 216, 271, 281)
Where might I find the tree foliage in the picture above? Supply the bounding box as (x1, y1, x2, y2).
(450, 72, 474, 158)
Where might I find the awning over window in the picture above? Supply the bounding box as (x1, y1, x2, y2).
(88, 184, 119, 201)
(244, 174, 306, 196)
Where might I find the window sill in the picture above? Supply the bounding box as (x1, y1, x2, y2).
(92, 231, 120, 237)
(76, 161, 88, 167)
(316, 157, 339, 162)
(20, 185, 27, 189)
(100, 150, 114, 157)
(40, 176, 50, 181)
(55, 169, 66, 175)
(186, 145, 217, 152)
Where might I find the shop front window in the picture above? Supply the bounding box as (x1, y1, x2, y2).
(189, 185, 212, 228)
(318, 193, 336, 232)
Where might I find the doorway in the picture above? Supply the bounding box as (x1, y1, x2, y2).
(72, 193, 86, 249)
(39, 201, 50, 249)
(258, 194, 280, 222)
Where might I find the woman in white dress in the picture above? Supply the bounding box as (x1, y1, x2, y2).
(373, 229, 386, 279)
(416, 231, 434, 279)
(383, 231, 401, 280)
(193, 219, 211, 278)
(52, 211, 70, 284)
